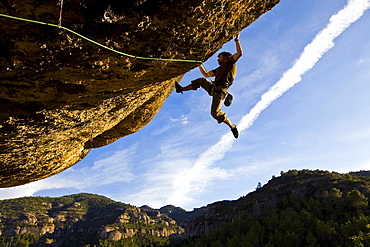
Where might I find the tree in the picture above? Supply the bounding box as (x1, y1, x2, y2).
(315, 220, 338, 245)
(245, 222, 264, 246)
(256, 182, 262, 190)
(307, 198, 323, 218)
(347, 190, 369, 209)
(306, 230, 317, 247)
(226, 235, 242, 247)
(330, 188, 342, 199)
(210, 240, 223, 247)
(194, 239, 204, 247)
(350, 224, 370, 247)
(283, 232, 300, 246)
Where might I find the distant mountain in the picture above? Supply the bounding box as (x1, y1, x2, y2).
(159, 205, 206, 228)
(139, 204, 205, 228)
(181, 170, 370, 247)
(349, 170, 370, 177)
(0, 170, 369, 247)
(0, 193, 184, 247)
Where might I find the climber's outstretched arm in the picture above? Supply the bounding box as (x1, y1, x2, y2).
(232, 33, 243, 62)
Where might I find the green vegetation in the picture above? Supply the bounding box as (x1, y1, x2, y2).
(82, 234, 171, 247)
(187, 190, 369, 246)
(175, 170, 370, 247)
(1, 170, 369, 247)
(0, 233, 171, 247)
(350, 170, 370, 178)
(0, 193, 182, 247)
(0, 234, 40, 247)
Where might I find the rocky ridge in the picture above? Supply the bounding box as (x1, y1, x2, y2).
(0, 170, 369, 246)
(0, 193, 183, 245)
(184, 170, 370, 239)
(0, 0, 280, 187)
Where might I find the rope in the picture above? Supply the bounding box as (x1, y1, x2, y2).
(200, 63, 214, 82)
(0, 13, 203, 63)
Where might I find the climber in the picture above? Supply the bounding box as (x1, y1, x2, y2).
(175, 34, 243, 138)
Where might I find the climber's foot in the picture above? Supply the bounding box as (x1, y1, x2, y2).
(175, 82, 183, 94)
(231, 126, 239, 139)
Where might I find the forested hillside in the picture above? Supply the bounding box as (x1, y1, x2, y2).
(178, 170, 370, 247)
(0, 170, 369, 247)
(0, 193, 183, 247)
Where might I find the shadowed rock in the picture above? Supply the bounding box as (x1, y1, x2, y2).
(0, 0, 280, 187)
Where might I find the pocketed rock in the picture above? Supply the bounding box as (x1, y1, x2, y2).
(0, 0, 280, 187)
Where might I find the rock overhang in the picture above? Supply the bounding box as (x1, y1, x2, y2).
(0, 0, 280, 187)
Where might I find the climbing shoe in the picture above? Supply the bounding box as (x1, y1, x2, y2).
(231, 126, 239, 139)
(175, 82, 183, 94)
(224, 93, 233, 107)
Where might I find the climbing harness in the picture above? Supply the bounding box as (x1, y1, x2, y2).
(200, 63, 233, 107)
(0, 13, 203, 64)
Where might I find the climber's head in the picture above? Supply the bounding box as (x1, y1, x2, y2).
(217, 51, 232, 65)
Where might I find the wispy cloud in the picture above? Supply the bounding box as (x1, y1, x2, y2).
(0, 180, 51, 200)
(123, 155, 231, 208)
(170, 115, 189, 125)
(357, 58, 370, 66)
(1, 0, 369, 211)
(239, 0, 370, 132)
(0, 147, 136, 200)
(161, 0, 370, 207)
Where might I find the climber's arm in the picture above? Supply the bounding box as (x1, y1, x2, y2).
(198, 64, 215, 77)
(232, 33, 243, 62)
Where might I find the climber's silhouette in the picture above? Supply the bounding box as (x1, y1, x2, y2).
(175, 34, 243, 138)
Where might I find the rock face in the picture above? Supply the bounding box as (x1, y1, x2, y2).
(0, 193, 184, 245)
(0, 0, 280, 187)
(158, 204, 206, 228)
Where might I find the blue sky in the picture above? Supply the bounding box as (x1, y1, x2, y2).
(1, 0, 370, 211)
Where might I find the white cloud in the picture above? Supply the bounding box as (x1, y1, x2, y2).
(0, 147, 136, 199)
(0, 180, 50, 200)
(170, 115, 189, 124)
(239, 0, 370, 132)
(151, 115, 189, 136)
(181, 115, 189, 125)
(152, 0, 370, 208)
(357, 58, 370, 65)
(124, 156, 231, 209)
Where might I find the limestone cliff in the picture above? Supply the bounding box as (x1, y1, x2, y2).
(0, 0, 280, 187)
(0, 193, 184, 245)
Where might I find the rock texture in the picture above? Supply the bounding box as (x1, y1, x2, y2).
(0, 193, 184, 245)
(158, 204, 206, 228)
(0, 0, 280, 187)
